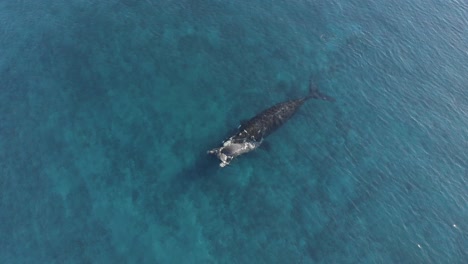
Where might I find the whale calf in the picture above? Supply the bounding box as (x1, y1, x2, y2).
(208, 80, 335, 167)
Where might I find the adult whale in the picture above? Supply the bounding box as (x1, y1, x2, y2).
(208, 80, 335, 167)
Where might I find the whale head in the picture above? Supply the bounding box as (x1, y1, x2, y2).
(208, 138, 260, 167)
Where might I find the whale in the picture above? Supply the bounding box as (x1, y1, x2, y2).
(208, 80, 335, 167)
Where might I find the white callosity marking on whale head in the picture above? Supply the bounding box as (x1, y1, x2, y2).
(208, 138, 261, 167)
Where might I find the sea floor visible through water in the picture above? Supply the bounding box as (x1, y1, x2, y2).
(0, 0, 467, 263)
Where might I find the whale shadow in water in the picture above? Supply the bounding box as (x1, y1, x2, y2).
(175, 151, 221, 182)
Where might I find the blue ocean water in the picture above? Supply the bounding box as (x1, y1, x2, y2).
(0, 0, 467, 263)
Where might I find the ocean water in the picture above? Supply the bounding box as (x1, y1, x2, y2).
(0, 0, 467, 263)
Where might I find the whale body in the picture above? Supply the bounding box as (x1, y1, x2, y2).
(208, 80, 335, 167)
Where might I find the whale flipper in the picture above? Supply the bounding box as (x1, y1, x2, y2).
(261, 141, 271, 151)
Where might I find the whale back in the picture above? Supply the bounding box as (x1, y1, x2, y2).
(233, 98, 306, 142)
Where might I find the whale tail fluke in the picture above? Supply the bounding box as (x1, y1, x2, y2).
(307, 78, 336, 102)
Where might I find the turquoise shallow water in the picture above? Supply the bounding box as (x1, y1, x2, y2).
(0, 0, 467, 263)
